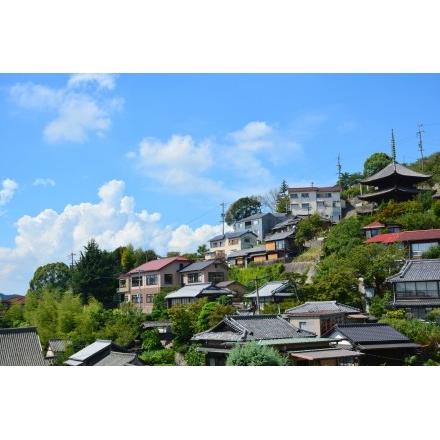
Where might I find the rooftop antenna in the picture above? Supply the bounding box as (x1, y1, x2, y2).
(416, 124, 425, 171)
(391, 129, 396, 162)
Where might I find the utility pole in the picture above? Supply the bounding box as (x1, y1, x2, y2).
(253, 277, 262, 315)
(417, 124, 425, 171)
(220, 202, 226, 235)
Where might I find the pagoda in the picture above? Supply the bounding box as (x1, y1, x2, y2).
(358, 129, 432, 204)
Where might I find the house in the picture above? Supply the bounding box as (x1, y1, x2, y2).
(118, 256, 191, 314)
(358, 132, 432, 204)
(384, 258, 440, 319)
(178, 259, 229, 285)
(365, 229, 440, 258)
(64, 339, 144, 366)
(205, 230, 259, 260)
(244, 280, 298, 312)
(362, 221, 402, 239)
(191, 314, 361, 366)
(288, 184, 343, 222)
(283, 301, 372, 336)
(165, 282, 236, 308)
(323, 323, 422, 366)
(0, 327, 48, 366)
(232, 212, 286, 241)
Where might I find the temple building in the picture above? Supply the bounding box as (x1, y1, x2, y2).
(358, 130, 432, 204)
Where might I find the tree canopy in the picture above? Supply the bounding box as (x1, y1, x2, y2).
(224, 196, 262, 226)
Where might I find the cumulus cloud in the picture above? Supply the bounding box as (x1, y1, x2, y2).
(0, 178, 18, 206)
(8, 74, 123, 143)
(0, 179, 224, 295)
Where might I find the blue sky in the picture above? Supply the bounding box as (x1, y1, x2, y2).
(1, 2, 440, 296)
(1, 73, 440, 296)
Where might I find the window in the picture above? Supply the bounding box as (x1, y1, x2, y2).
(275, 240, 285, 250)
(208, 272, 224, 283)
(132, 276, 142, 287)
(188, 273, 202, 283)
(164, 274, 173, 285)
(146, 274, 158, 285)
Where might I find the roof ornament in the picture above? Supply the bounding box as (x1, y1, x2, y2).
(391, 129, 396, 162)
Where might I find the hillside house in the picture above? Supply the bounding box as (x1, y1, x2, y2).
(288, 184, 343, 222)
(118, 256, 191, 314)
(385, 258, 440, 319)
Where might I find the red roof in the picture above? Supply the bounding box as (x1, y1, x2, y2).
(365, 229, 440, 244)
(128, 256, 190, 274)
(363, 221, 385, 229)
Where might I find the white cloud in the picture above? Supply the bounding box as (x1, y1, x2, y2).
(0, 179, 222, 295)
(32, 178, 55, 186)
(0, 178, 18, 206)
(8, 75, 123, 143)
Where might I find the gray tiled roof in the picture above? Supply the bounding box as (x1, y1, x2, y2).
(178, 259, 226, 272)
(192, 314, 316, 342)
(385, 258, 440, 283)
(245, 280, 296, 298)
(324, 323, 412, 344)
(93, 352, 138, 366)
(360, 162, 431, 184)
(0, 327, 47, 366)
(285, 301, 361, 315)
(165, 283, 233, 299)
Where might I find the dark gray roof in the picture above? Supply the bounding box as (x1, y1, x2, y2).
(210, 230, 258, 241)
(264, 231, 296, 241)
(323, 323, 415, 345)
(245, 280, 297, 299)
(192, 314, 316, 342)
(385, 259, 440, 283)
(285, 301, 361, 315)
(0, 327, 47, 366)
(227, 245, 267, 258)
(360, 162, 431, 184)
(165, 283, 233, 299)
(178, 259, 227, 272)
(93, 352, 139, 366)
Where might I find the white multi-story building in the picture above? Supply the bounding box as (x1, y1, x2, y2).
(288, 184, 344, 222)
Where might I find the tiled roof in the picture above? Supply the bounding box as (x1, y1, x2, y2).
(285, 301, 360, 315)
(365, 229, 440, 244)
(178, 259, 226, 272)
(128, 256, 191, 274)
(245, 280, 296, 298)
(93, 352, 139, 366)
(192, 314, 316, 342)
(360, 162, 431, 184)
(209, 230, 258, 242)
(385, 259, 440, 282)
(324, 323, 412, 345)
(264, 231, 295, 241)
(165, 283, 233, 299)
(0, 327, 47, 366)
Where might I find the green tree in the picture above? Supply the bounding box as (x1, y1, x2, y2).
(28, 262, 71, 294)
(321, 216, 365, 257)
(72, 238, 119, 308)
(226, 341, 289, 366)
(225, 196, 262, 226)
(363, 152, 393, 178)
